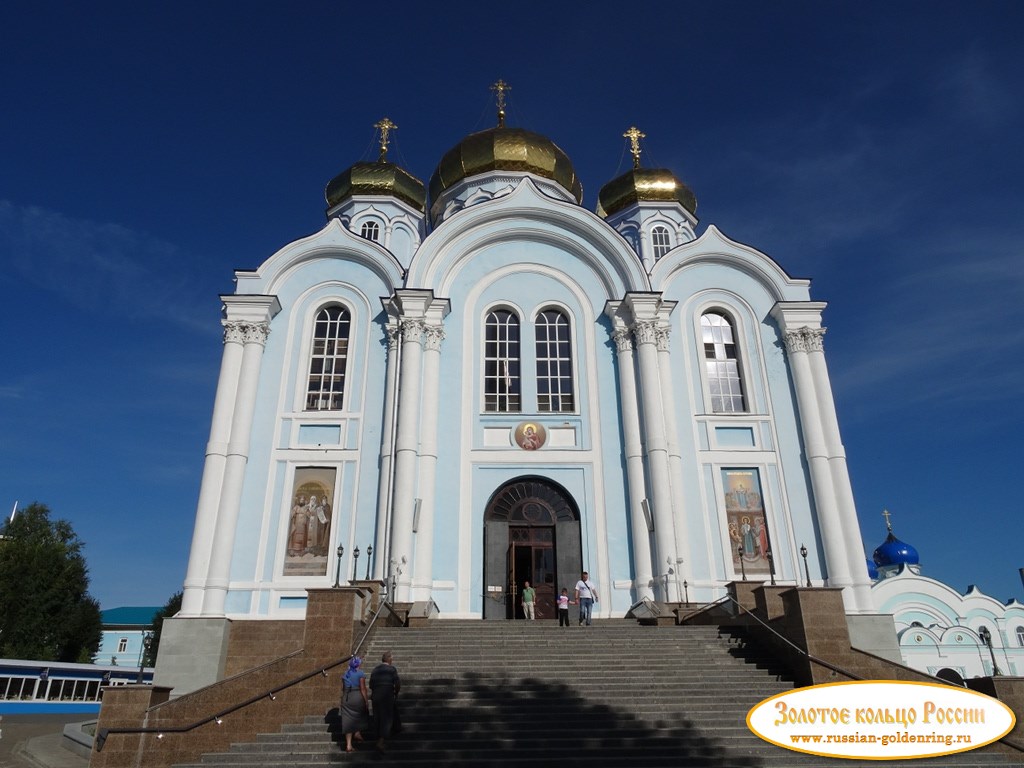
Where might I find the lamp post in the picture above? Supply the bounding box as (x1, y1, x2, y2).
(767, 550, 776, 586)
(136, 631, 153, 684)
(979, 626, 1002, 676)
(353, 546, 361, 581)
(682, 580, 689, 605)
(800, 544, 811, 587)
(334, 544, 345, 588)
(737, 545, 747, 581)
(365, 545, 373, 580)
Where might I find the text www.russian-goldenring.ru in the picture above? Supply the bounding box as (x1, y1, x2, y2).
(790, 732, 972, 747)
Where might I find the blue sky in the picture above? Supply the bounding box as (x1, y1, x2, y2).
(1, 2, 1022, 610)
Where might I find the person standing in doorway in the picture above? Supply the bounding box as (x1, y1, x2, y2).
(574, 571, 599, 626)
(369, 651, 401, 751)
(521, 580, 536, 620)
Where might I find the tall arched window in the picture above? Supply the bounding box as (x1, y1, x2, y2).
(360, 220, 380, 241)
(535, 310, 574, 412)
(701, 311, 746, 413)
(651, 225, 672, 260)
(305, 305, 351, 411)
(484, 310, 521, 412)
(1017, 626, 1024, 646)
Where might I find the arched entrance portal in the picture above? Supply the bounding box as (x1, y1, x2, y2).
(483, 477, 581, 620)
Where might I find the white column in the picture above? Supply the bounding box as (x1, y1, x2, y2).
(782, 328, 855, 607)
(202, 319, 272, 616)
(390, 318, 425, 601)
(373, 324, 400, 580)
(411, 323, 445, 601)
(806, 331, 874, 612)
(629, 306, 678, 601)
(180, 321, 245, 616)
(612, 327, 654, 600)
(656, 323, 688, 600)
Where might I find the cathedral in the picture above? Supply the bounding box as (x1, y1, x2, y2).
(175, 81, 876, 640)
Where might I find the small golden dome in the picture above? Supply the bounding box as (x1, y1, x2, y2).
(429, 127, 583, 216)
(597, 167, 697, 219)
(325, 161, 426, 213)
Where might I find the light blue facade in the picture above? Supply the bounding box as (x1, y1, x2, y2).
(178, 119, 876, 623)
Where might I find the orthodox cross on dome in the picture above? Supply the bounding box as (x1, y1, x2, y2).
(374, 117, 397, 162)
(491, 79, 511, 127)
(624, 125, 646, 169)
(882, 508, 893, 533)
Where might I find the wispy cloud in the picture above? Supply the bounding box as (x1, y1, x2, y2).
(0, 201, 219, 335)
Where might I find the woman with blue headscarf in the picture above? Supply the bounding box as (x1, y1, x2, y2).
(340, 657, 369, 752)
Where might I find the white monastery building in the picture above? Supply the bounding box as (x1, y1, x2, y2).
(176, 84, 878, 637)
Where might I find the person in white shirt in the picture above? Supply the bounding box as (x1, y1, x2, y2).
(574, 571, 599, 626)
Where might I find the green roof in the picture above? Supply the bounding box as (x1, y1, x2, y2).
(100, 606, 161, 627)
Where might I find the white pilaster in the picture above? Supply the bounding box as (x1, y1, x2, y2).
(624, 294, 678, 601)
(656, 320, 688, 600)
(201, 295, 280, 616)
(610, 322, 654, 600)
(411, 318, 447, 601)
(180, 321, 245, 616)
(373, 323, 400, 580)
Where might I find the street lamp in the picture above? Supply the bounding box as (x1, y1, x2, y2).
(737, 545, 747, 581)
(365, 545, 373, 580)
(767, 550, 776, 586)
(800, 544, 811, 587)
(353, 546, 361, 581)
(334, 544, 345, 588)
(979, 626, 1002, 676)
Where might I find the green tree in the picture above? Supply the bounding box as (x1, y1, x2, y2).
(0, 502, 102, 662)
(143, 589, 182, 667)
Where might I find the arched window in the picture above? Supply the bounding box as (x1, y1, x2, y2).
(701, 311, 746, 413)
(359, 220, 380, 242)
(651, 225, 672, 260)
(305, 305, 351, 411)
(535, 310, 574, 412)
(484, 310, 521, 412)
(1017, 626, 1024, 646)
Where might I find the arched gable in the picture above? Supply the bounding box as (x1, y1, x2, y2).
(235, 218, 405, 296)
(409, 179, 649, 298)
(650, 224, 809, 303)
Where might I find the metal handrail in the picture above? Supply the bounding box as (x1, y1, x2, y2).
(96, 595, 391, 751)
(691, 594, 1024, 754)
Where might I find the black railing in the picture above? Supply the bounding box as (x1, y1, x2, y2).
(96, 596, 392, 752)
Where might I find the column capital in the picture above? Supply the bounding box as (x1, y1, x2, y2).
(222, 320, 270, 346)
(400, 318, 426, 344)
(612, 327, 634, 353)
(655, 325, 671, 352)
(784, 326, 826, 354)
(633, 319, 659, 346)
(423, 324, 445, 351)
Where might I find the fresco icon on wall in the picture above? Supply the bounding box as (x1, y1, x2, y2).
(284, 466, 336, 576)
(514, 422, 546, 450)
(722, 468, 771, 575)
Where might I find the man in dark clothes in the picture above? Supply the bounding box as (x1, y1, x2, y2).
(369, 651, 400, 750)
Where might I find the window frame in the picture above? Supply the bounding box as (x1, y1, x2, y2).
(534, 307, 575, 413)
(483, 307, 522, 413)
(698, 308, 748, 414)
(359, 220, 381, 242)
(303, 303, 353, 412)
(650, 224, 673, 260)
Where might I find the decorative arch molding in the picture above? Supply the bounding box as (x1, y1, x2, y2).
(649, 225, 809, 302)
(485, 476, 580, 525)
(237, 218, 404, 296)
(410, 179, 649, 297)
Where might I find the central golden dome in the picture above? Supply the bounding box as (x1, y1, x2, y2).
(429, 127, 583, 217)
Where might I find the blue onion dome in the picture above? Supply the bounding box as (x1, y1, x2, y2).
(866, 557, 880, 580)
(872, 511, 920, 568)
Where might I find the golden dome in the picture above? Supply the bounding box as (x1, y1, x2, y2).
(429, 127, 583, 216)
(325, 161, 426, 213)
(597, 167, 697, 219)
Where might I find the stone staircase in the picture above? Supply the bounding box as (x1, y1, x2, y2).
(173, 620, 1019, 767)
